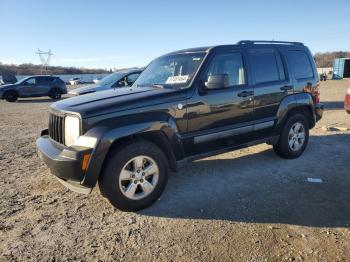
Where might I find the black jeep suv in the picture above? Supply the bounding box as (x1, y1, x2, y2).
(36, 40, 324, 211)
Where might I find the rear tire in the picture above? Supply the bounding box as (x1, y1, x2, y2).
(99, 140, 169, 211)
(4, 91, 18, 102)
(273, 113, 309, 159)
(50, 88, 62, 100)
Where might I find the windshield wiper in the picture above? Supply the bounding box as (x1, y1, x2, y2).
(137, 84, 164, 89)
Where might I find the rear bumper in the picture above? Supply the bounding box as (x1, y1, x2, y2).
(36, 135, 93, 194)
(314, 103, 324, 122)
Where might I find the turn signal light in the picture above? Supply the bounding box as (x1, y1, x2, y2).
(81, 154, 91, 172)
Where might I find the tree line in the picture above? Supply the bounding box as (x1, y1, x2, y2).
(1, 51, 349, 75)
(314, 51, 350, 68)
(0, 62, 111, 76)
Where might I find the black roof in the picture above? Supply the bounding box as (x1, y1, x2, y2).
(164, 40, 307, 56)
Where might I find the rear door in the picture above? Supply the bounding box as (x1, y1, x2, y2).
(35, 76, 51, 95)
(248, 48, 292, 123)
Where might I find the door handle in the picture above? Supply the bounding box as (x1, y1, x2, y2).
(280, 85, 293, 91)
(238, 91, 254, 97)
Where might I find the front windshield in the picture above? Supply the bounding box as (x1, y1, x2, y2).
(99, 72, 124, 87)
(134, 52, 206, 88)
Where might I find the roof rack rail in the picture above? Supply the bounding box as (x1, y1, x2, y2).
(237, 40, 304, 46)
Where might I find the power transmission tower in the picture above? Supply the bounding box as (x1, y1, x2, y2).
(36, 48, 53, 74)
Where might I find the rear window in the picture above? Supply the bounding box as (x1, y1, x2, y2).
(249, 49, 285, 84)
(287, 50, 314, 79)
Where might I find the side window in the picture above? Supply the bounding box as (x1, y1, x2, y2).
(126, 73, 140, 85)
(249, 49, 284, 84)
(287, 50, 314, 79)
(25, 78, 36, 85)
(36, 77, 48, 84)
(205, 52, 246, 86)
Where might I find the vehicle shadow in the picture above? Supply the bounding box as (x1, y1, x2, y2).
(322, 101, 344, 110)
(140, 133, 350, 228)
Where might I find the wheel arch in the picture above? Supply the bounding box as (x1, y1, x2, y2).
(81, 119, 185, 188)
(274, 93, 316, 135)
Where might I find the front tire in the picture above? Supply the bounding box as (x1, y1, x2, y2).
(49, 88, 62, 100)
(99, 140, 169, 211)
(273, 113, 309, 159)
(4, 91, 18, 102)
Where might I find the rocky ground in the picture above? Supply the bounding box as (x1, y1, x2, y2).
(0, 80, 350, 261)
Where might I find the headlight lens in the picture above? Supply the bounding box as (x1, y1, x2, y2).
(64, 115, 80, 146)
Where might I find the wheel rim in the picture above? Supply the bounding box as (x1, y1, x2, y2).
(118, 155, 159, 200)
(288, 122, 305, 151)
(6, 93, 16, 100)
(53, 91, 60, 99)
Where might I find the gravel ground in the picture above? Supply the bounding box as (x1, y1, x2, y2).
(1, 80, 350, 261)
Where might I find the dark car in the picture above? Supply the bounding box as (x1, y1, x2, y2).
(37, 40, 324, 211)
(68, 69, 142, 96)
(319, 72, 327, 81)
(0, 75, 67, 102)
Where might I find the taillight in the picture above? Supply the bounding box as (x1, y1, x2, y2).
(315, 87, 320, 103)
(303, 83, 320, 104)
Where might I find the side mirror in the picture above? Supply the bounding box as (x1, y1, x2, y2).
(204, 74, 229, 90)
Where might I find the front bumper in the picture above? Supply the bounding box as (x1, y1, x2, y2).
(36, 135, 93, 194)
(314, 103, 324, 122)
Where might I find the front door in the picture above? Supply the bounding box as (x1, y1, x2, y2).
(20, 77, 37, 97)
(185, 50, 254, 153)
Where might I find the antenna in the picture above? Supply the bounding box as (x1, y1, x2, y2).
(36, 48, 53, 74)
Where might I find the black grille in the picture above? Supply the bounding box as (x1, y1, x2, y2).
(48, 113, 64, 144)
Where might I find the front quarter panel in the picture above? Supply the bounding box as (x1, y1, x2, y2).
(80, 116, 184, 188)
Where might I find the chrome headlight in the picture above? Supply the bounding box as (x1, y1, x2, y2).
(64, 115, 80, 146)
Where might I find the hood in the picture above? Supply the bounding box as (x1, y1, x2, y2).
(52, 86, 183, 118)
(0, 83, 15, 89)
(68, 84, 100, 95)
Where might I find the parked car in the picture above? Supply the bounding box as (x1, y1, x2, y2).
(68, 78, 82, 86)
(345, 88, 350, 114)
(319, 72, 327, 81)
(68, 69, 142, 96)
(1, 74, 18, 84)
(37, 40, 324, 211)
(93, 77, 102, 84)
(0, 75, 67, 102)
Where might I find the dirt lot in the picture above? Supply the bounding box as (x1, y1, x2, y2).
(1, 80, 350, 261)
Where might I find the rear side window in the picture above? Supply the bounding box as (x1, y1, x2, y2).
(37, 77, 53, 83)
(287, 50, 314, 79)
(249, 49, 285, 84)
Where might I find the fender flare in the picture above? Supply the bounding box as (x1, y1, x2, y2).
(81, 118, 184, 187)
(274, 93, 315, 134)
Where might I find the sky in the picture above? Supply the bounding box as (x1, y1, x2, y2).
(0, 0, 349, 69)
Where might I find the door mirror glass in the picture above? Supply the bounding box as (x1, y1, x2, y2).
(205, 74, 229, 89)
